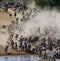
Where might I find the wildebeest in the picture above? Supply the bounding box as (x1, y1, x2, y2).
(4, 45, 9, 54)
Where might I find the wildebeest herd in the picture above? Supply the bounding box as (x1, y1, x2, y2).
(0, 1, 60, 61)
(0, 1, 27, 12)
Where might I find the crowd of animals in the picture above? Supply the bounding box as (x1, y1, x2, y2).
(0, 1, 60, 61)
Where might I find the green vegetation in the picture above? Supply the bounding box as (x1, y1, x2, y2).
(34, 0, 60, 7)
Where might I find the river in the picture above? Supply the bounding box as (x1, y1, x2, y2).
(0, 55, 39, 61)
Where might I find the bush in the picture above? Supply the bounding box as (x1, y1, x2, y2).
(34, 0, 60, 7)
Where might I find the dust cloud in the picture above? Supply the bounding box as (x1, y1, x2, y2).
(21, 8, 60, 39)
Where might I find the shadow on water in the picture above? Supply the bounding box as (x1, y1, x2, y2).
(0, 55, 39, 61)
